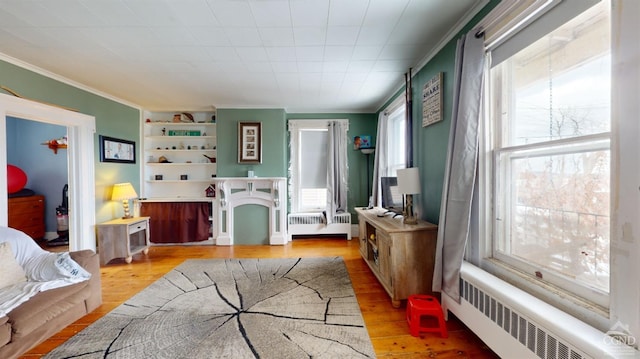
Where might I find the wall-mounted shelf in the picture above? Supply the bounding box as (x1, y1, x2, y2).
(42, 141, 67, 154)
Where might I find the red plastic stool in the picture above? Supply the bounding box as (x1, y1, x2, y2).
(406, 294, 448, 338)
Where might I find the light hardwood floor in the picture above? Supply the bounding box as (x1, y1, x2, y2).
(25, 238, 498, 358)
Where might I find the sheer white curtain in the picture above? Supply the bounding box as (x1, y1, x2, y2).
(326, 120, 348, 223)
(432, 31, 485, 301)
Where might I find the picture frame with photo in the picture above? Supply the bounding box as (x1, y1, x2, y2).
(238, 122, 262, 164)
(99, 135, 136, 164)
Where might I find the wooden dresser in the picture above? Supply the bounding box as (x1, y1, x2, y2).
(355, 207, 438, 308)
(8, 195, 45, 239)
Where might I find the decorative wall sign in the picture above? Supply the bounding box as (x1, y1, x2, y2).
(99, 135, 136, 163)
(422, 72, 443, 127)
(238, 122, 262, 163)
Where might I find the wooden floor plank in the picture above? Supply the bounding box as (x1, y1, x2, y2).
(22, 238, 498, 358)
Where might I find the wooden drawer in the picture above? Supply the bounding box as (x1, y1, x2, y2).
(8, 195, 45, 239)
(129, 220, 147, 234)
(8, 195, 45, 214)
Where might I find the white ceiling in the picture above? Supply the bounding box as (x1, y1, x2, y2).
(0, 0, 486, 113)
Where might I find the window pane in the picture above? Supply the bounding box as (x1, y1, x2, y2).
(387, 105, 406, 176)
(497, 149, 610, 291)
(496, 2, 610, 146)
(300, 129, 328, 188)
(300, 188, 326, 210)
(490, 1, 611, 300)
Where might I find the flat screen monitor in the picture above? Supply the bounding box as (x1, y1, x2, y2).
(381, 177, 403, 215)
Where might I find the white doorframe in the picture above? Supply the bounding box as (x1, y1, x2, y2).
(0, 93, 97, 251)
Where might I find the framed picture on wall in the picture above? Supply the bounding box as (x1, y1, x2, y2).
(99, 135, 136, 164)
(238, 122, 262, 164)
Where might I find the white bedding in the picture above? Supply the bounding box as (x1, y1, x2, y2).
(0, 226, 91, 317)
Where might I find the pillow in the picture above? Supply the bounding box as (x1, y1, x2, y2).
(25, 252, 91, 283)
(0, 242, 27, 289)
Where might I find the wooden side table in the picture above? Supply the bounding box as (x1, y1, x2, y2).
(96, 217, 150, 265)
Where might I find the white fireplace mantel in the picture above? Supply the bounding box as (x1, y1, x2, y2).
(211, 177, 288, 245)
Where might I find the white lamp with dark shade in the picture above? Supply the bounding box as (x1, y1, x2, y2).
(397, 167, 421, 224)
(111, 182, 138, 219)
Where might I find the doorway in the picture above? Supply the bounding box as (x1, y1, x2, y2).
(0, 94, 97, 251)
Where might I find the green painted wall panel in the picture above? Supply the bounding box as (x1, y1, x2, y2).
(216, 108, 287, 178)
(233, 205, 269, 245)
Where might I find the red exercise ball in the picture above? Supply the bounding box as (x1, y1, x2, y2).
(7, 164, 28, 194)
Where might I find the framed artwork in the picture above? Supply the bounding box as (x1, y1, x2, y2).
(99, 135, 136, 164)
(238, 122, 262, 163)
(354, 135, 372, 150)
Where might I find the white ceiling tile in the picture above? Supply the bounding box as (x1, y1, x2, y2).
(271, 62, 298, 73)
(275, 73, 300, 89)
(150, 27, 197, 46)
(356, 25, 394, 46)
(236, 47, 269, 62)
(225, 27, 262, 46)
(79, 0, 140, 26)
(209, 60, 247, 73)
(124, 0, 177, 26)
(244, 62, 273, 73)
(266, 47, 296, 62)
(250, 1, 292, 27)
(2, 1, 67, 27)
(189, 28, 230, 46)
(259, 27, 295, 47)
(347, 61, 375, 73)
(297, 62, 323, 73)
(205, 47, 241, 61)
(323, 46, 353, 61)
(323, 61, 348, 73)
(206, 0, 255, 27)
(372, 60, 407, 72)
(165, 0, 220, 26)
(295, 46, 324, 61)
(39, 0, 105, 27)
(362, 0, 409, 26)
(327, 0, 368, 26)
(378, 44, 417, 60)
(290, 0, 329, 27)
(325, 26, 360, 46)
(344, 72, 369, 82)
(351, 45, 383, 60)
(292, 27, 326, 46)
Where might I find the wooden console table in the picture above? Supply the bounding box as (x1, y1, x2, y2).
(97, 217, 150, 265)
(355, 208, 438, 308)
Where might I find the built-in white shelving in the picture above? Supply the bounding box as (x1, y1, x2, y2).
(142, 111, 217, 199)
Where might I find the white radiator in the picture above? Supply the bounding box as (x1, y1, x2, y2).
(442, 262, 637, 359)
(287, 212, 351, 240)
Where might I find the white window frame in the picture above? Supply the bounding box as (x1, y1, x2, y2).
(288, 119, 348, 213)
(475, 0, 637, 329)
(382, 96, 407, 178)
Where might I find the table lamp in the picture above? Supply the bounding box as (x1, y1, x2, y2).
(111, 182, 138, 219)
(397, 167, 420, 224)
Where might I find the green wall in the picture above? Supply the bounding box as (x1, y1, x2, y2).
(216, 108, 286, 244)
(1, 59, 140, 225)
(216, 109, 377, 243)
(216, 108, 288, 178)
